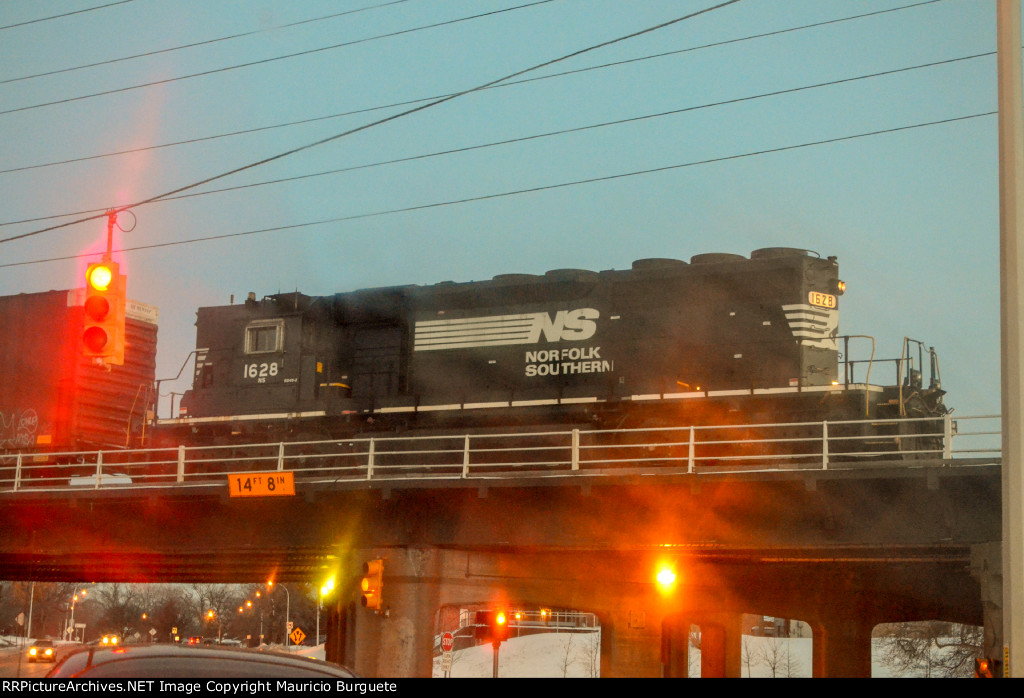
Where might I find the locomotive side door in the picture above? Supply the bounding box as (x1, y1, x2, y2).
(350, 326, 403, 402)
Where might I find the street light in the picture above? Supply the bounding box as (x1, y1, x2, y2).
(268, 581, 291, 649)
(317, 577, 335, 649)
(65, 589, 87, 642)
(240, 596, 263, 646)
(206, 609, 222, 644)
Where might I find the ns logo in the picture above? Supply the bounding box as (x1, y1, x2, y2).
(527, 308, 599, 343)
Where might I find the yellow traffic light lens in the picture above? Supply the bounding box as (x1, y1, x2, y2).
(87, 264, 113, 291)
(496, 612, 506, 625)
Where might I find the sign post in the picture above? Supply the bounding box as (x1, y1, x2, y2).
(441, 632, 454, 677)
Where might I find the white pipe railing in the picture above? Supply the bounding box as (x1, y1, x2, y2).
(0, 414, 1001, 494)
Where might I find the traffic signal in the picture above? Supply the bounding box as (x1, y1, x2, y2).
(474, 609, 509, 646)
(360, 559, 384, 610)
(491, 610, 509, 645)
(974, 657, 999, 678)
(82, 260, 126, 364)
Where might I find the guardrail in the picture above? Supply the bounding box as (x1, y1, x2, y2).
(0, 414, 1001, 495)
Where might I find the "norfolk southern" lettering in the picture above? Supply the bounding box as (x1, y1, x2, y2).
(414, 309, 599, 351)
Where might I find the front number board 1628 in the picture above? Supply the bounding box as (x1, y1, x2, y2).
(228, 471, 295, 497)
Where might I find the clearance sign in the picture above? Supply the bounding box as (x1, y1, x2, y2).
(228, 471, 295, 497)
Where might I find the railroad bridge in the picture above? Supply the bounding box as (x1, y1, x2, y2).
(0, 415, 1004, 677)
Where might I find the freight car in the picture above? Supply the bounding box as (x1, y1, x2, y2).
(0, 290, 158, 454)
(160, 248, 946, 447)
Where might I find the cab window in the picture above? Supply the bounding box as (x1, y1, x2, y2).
(245, 320, 284, 354)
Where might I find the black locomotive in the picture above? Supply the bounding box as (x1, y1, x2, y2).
(160, 248, 946, 444)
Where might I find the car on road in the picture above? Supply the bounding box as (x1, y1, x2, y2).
(28, 639, 56, 663)
(45, 644, 357, 678)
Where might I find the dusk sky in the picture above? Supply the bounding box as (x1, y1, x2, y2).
(0, 0, 1012, 419)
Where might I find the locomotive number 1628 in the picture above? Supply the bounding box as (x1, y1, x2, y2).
(244, 361, 280, 382)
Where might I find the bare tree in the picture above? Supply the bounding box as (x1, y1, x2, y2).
(762, 637, 782, 677)
(0, 582, 73, 638)
(149, 588, 193, 642)
(191, 583, 244, 643)
(877, 621, 982, 678)
(580, 631, 600, 677)
(780, 638, 805, 678)
(93, 583, 142, 640)
(759, 636, 804, 678)
(559, 632, 576, 677)
(741, 635, 760, 677)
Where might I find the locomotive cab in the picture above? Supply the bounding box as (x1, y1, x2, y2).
(180, 293, 322, 430)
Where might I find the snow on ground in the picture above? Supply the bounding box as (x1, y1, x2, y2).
(0, 633, 971, 677)
(267, 642, 325, 662)
(433, 630, 600, 678)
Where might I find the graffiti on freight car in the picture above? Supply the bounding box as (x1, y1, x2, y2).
(0, 408, 39, 449)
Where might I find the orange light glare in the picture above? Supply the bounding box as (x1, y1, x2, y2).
(496, 612, 507, 626)
(656, 567, 677, 588)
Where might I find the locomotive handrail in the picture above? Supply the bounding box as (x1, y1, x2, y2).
(0, 414, 1001, 495)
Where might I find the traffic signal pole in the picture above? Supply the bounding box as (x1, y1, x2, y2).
(105, 209, 116, 260)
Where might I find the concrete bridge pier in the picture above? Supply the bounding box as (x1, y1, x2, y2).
(809, 612, 874, 678)
(336, 547, 443, 678)
(971, 541, 1005, 660)
(662, 612, 745, 677)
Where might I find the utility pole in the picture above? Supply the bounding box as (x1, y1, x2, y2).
(997, 0, 1024, 678)
(26, 582, 35, 642)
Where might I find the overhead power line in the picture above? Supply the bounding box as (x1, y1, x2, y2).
(0, 0, 413, 85)
(0, 51, 994, 229)
(0, 0, 137, 32)
(0, 111, 995, 270)
(0, 0, 559, 117)
(0, 0, 745, 246)
(0, 0, 947, 176)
